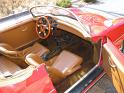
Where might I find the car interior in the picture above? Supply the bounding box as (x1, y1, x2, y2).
(0, 13, 102, 92)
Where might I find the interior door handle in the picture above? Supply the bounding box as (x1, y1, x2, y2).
(19, 26, 28, 32)
(108, 57, 117, 68)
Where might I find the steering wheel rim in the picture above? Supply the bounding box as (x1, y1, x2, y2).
(36, 16, 51, 39)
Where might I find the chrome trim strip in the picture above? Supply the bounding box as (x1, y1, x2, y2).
(83, 71, 106, 93)
(64, 64, 99, 93)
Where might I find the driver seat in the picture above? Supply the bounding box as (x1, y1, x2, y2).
(0, 43, 49, 68)
(26, 50, 83, 83)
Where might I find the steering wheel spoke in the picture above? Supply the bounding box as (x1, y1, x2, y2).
(36, 16, 51, 39)
(36, 16, 57, 39)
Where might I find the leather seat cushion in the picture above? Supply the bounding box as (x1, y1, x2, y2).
(52, 50, 83, 76)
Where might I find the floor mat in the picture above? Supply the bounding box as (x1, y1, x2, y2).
(87, 74, 117, 93)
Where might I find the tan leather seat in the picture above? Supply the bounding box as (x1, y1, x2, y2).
(0, 56, 22, 79)
(0, 43, 49, 68)
(26, 50, 83, 84)
(25, 53, 44, 66)
(24, 43, 49, 56)
(52, 50, 83, 76)
(25, 53, 57, 66)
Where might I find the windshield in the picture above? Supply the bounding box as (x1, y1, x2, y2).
(30, 6, 73, 17)
(30, 6, 89, 34)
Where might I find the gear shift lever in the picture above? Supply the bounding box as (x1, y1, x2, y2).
(41, 19, 63, 61)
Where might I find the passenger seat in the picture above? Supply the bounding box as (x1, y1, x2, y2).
(26, 50, 83, 84)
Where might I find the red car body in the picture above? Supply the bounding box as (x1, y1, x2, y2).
(0, 64, 56, 93)
(71, 8, 124, 93)
(0, 7, 124, 93)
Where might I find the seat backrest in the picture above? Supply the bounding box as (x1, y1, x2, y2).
(25, 43, 49, 56)
(52, 50, 83, 76)
(25, 53, 44, 66)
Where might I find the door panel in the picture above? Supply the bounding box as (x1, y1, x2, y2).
(102, 39, 124, 93)
(0, 21, 38, 48)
